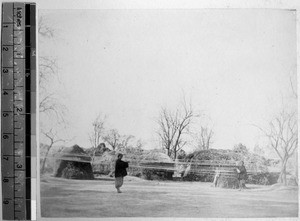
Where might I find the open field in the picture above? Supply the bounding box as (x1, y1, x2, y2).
(41, 175, 298, 218)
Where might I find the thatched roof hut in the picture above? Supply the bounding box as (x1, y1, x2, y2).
(92, 150, 116, 175)
(54, 145, 94, 179)
(139, 150, 174, 180)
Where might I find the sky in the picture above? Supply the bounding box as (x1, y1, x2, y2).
(39, 9, 297, 153)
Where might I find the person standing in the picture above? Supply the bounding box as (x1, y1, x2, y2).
(236, 160, 247, 191)
(114, 153, 129, 193)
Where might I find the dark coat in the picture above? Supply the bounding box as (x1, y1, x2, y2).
(115, 159, 129, 178)
(236, 165, 247, 180)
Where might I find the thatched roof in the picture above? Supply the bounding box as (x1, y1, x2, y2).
(186, 148, 269, 173)
(57, 144, 91, 163)
(141, 150, 172, 163)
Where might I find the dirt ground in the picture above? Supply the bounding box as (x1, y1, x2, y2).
(40, 175, 298, 218)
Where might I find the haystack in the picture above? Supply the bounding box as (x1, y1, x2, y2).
(140, 150, 174, 180)
(54, 144, 94, 179)
(92, 150, 116, 175)
(141, 150, 173, 163)
(184, 149, 274, 187)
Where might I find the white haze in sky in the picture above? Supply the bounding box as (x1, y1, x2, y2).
(39, 9, 297, 153)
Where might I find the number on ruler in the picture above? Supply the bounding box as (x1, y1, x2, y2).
(3, 200, 9, 205)
(3, 69, 8, 73)
(3, 156, 9, 161)
(2, 46, 8, 51)
(2, 135, 9, 139)
(2, 113, 9, 117)
(3, 178, 9, 183)
(3, 91, 8, 95)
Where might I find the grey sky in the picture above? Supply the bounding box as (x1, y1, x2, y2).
(39, 9, 297, 151)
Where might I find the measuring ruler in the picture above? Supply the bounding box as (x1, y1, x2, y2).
(1, 2, 36, 220)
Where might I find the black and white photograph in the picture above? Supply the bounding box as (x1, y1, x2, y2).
(38, 2, 298, 219)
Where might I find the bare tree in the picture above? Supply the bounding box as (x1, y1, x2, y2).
(38, 16, 55, 38)
(38, 26, 66, 124)
(289, 71, 297, 99)
(39, 92, 67, 125)
(118, 134, 135, 150)
(89, 114, 106, 148)
(258, 110, 297, 185)
(38, 15, 57, 98)
(289, 70, 298, 184)
(39, 56, 57, 88)
(196, 126, 214, 150)
(103, 129, 135, 151)
(103, 129, 121, 150)
(89, 114, 106, 163)
(253, 144, 265, 156)
(40, 128, 66, 174)
(135, 139, 143, 149)
(157, 99, 196, 159)
(39, 16, 70, 175)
